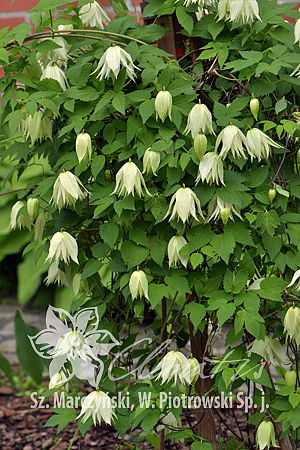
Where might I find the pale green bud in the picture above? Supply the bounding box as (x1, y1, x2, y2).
(189, 357, 200, 384)
(27, 198, 39, 221)
(284, 306, 300, 345)
(256, 421, 278, 450)
(220, 206, 230, 225)
(226, 103, 231, 109)
(155, 90, 172, 123)
(250, 98, 259, 121)
(194, 133, 207, 161)
(285, 370, 297, 386)
(49, 371, 68, 389)
(142, 148, 161, 176)
(268, 188, 276, 203)
(76, 131, 92, 163)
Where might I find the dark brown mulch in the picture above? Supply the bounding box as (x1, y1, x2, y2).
(0, 387, 254, 449)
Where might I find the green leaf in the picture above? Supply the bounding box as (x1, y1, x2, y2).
(217, 303, 236, 327)
(91, 155, 105, 179)
(148, 284, 169, 308)
(191, 443, 213, 450)
(0, 48, 9, 64)
(45, 407, 77, 433)
(211, 231, 235, 264)
(121, 241, 149, 268)
(17, 253, 46, 306)
(112, 91, 126, 115)
(165, 275, 191, 294)
(141, 409, 161, 435)
(0, 354, 14, 385)
(14, 310, 44, 385)
(176, 5, 194, 34)
(190, 253, 204, 269)
(259, 278, 288, 302)
(139, 99, 155, 123)
(11, 23, 30, 45)
(100, 223, 119, 248)
(150, 240, 167, 267)
(275, 97, 287, 115)
(184, 302, 206, 329)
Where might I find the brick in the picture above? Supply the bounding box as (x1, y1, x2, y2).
(0, 0, 38, 13)
(0, 16, 27, 29)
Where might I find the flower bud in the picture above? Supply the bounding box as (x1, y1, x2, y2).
(226, 103, 231, 109)
(129, 270, 149, 300)
(256, 421, 278, 450)
(284, 306, 300, 345)
(49, 371, 68, 389)
(194, 133, 207, 161)
(220, 206, 230, 225)
(268, 188, 276, 203)
(105, 170, 111, 182)
(285, 370, 297, 386)
(27, 198, 39, 221)
(142, 148, 161, 176)
(189, 357, 200, 384)
(297, 149, 300, 165)
(76, 131, 92, 163)
(250, 98, 259, 121)
(155, 90, 172, 123)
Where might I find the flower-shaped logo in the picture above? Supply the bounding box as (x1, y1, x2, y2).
(29, 306, 119, 387)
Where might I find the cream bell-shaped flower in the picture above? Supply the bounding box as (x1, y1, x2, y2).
(164, 187, 204, 223)
(196, 152, 225, 186)
(40, 63, 68, 90)
(77, 391, 115, 426)
(112, 161, 151, 197)
(284, 306, 300, 346)
(248, 336, 288, 365)
(216, 125, 248, 159)
(256, 421, 278, 450)
(142, 148, 160, 176)
(218, 0, 261, 24)
(157, 351, 191, 385)
(168, 236, 189, 268)
(207, 195, 242, 224)
(155, 90, 172, 122)
(295, 18, 300, 44)
(184, 102, 214, 138)
(79, 1, 110, 29)
(189, 357, 200, 384)
(46, 231, 79, 264)
(20, 109, 52, 145)
(49, 371, 68, 389)
(129, 270, 149, 300)
(91, 46, 140, 81)
(76, 131, 92, 163)
(246, 128, 282, 161)
(51, 171, 88, 210)
(10, 201, 26, 229)
(45, 262, 70, 287)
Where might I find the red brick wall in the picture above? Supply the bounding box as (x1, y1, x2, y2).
(0, 1, 143, 29)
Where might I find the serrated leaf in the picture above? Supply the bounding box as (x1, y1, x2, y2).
(100, 223, 119, 248)
(112, 91, 126, 115)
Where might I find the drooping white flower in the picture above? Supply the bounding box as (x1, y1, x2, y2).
(168, 236, 189, 268)
(77, 391, 115, 426)
(27, 198, 39, 221)
(37, 37, 69, 70)
(40, 63, 68, 90)
(49, 371, 69, 389)
(294, 18, 300, 44)
(45, 262, 70, 287)
(46, 231, 79, 264)
(142, 148, 161, 176)
(52, 330, 94, 361)
(129, 270, 149, 300)
(207, 195, 242, 224)
(283, 306, 300, 346)
(164, 187, 204, 223)
(256, 421, 278, 450)
(216, 125, 248, 159)
(196, 152, 225, 186)
(91, 46, 140, 81)
(246, 128, 282, 161)
(156, 351, 191, 385)
(184, 102, 214, 138)
(17, 214, 33, 231)
(76, 131, 92, 163)
(247, 275, 265, 291)
(248, 336, 288, 365)
(79, 1, 110, 29)
(10, 201, 26, 229)
(51, 171, 88, 210)
(112, 161, 151, 197)
(20, 109, 52, 145)
(155, 90, 172, 122)
(218, 0, 261, 24)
